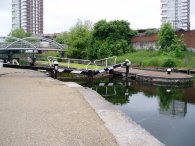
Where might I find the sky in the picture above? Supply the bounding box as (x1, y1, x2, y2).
(0, 0, 195, 36)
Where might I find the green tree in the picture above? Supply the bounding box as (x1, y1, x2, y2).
(55, 32, 68, 44)
(88, 20, 136, 59)
(158, 23, 186, 56)
(65, 20, 92, 59)
(158, 23, 176, 52)
(9, 28, 32, 38)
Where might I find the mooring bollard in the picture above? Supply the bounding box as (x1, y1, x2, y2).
(125, 59, 131, 78)
(167, 68, 171, 75)
(53, 60, 58, 79)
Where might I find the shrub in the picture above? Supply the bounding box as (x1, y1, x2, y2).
(158, 23, 186, 55)
(161, 58, 176, 67)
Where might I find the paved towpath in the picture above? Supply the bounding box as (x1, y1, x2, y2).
(0, 68, 164, 146)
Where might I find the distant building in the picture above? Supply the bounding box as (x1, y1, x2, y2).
(12, 0, 43, 34)
(161, 0, 190, 31)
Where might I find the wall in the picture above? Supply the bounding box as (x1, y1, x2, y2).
(131, 30, 195, 50)
(131, 34, 158, 50)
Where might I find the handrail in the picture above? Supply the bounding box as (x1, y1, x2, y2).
(47, 56, 91, 70)
(47, 56, 118, 71)
(94, 56, 117, 70)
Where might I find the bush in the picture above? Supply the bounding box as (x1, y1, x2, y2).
(161, 58, 176, 67)
(158, 23, 186, 55)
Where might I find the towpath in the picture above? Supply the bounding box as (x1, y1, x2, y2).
(0, 68, 164, 146)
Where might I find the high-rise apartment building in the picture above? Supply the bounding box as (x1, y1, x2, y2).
(12, 0, 43, 34)
(161, 0, 190, 31)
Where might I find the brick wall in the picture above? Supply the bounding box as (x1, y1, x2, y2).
(178, 30, 195, 49)
(131, 30, 195, 50)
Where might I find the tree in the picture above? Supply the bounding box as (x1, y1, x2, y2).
(9, 28, 32, 38)
(55, 32, 68, 44)
(158, 23, 186, 55)
(65, 20, 92, 59)
(88, 20, 136, 59)
(158, 23, 176, 52)
(92, 20, 135, 41)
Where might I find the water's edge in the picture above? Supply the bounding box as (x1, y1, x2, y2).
(63, 82, 164, 146)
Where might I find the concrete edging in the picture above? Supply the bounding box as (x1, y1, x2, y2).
(64, 82, 164, 146)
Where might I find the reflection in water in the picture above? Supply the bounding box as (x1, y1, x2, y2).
(157, 88, 187, 117)
(83, 77, 188, 116)
(78, 77, 195, 146)
(93, 85, 130, 105)
(81, 78, 136, 105)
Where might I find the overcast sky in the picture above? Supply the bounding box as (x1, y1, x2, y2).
(0, 0, 195, 36)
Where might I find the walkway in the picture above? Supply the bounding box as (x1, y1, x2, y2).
(115, 68, 193, 85)
(0, 68, 164, 146)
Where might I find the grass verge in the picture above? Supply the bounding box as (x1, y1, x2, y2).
(117, 50, 195, 69)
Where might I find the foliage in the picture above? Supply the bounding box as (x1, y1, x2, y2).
(92, 20, 135, 40)
(63, 20, 92, 59)
(36, 51, 60, 61)
(161, 58, 176, 67)
(158, 23, 176, 52)
(117, 50, 195, 69)
(54, 19, 137, 60)
(89, 38, 129, 59)
(36, 60, 103, 70)
(144, 29, 158, 36)
(88, 20, 136, 60)
(20, 59, 28, 65)
(55, 32, 68, 44)
(157, 87, 183, 111)
(9, 28, 32, 38)
(174, 34, 186, 57)
(158, 23, 186, 56)
(146, 57, 161, 67)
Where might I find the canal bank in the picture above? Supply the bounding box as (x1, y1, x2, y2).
(114, 68, 193, 86)
(0, 68, 164, 146)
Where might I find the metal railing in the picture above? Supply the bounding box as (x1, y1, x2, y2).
(47, 56, 118, 71)
(47, 56, 91, 70)
(94, 56, 117, 70)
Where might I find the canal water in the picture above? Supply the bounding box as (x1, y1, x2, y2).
(75, 77, 195, 146)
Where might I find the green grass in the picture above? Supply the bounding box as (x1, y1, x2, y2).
(37, 50, 195, 70)
(117, 50, 195, 69)
(36, 60, 104, 70)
